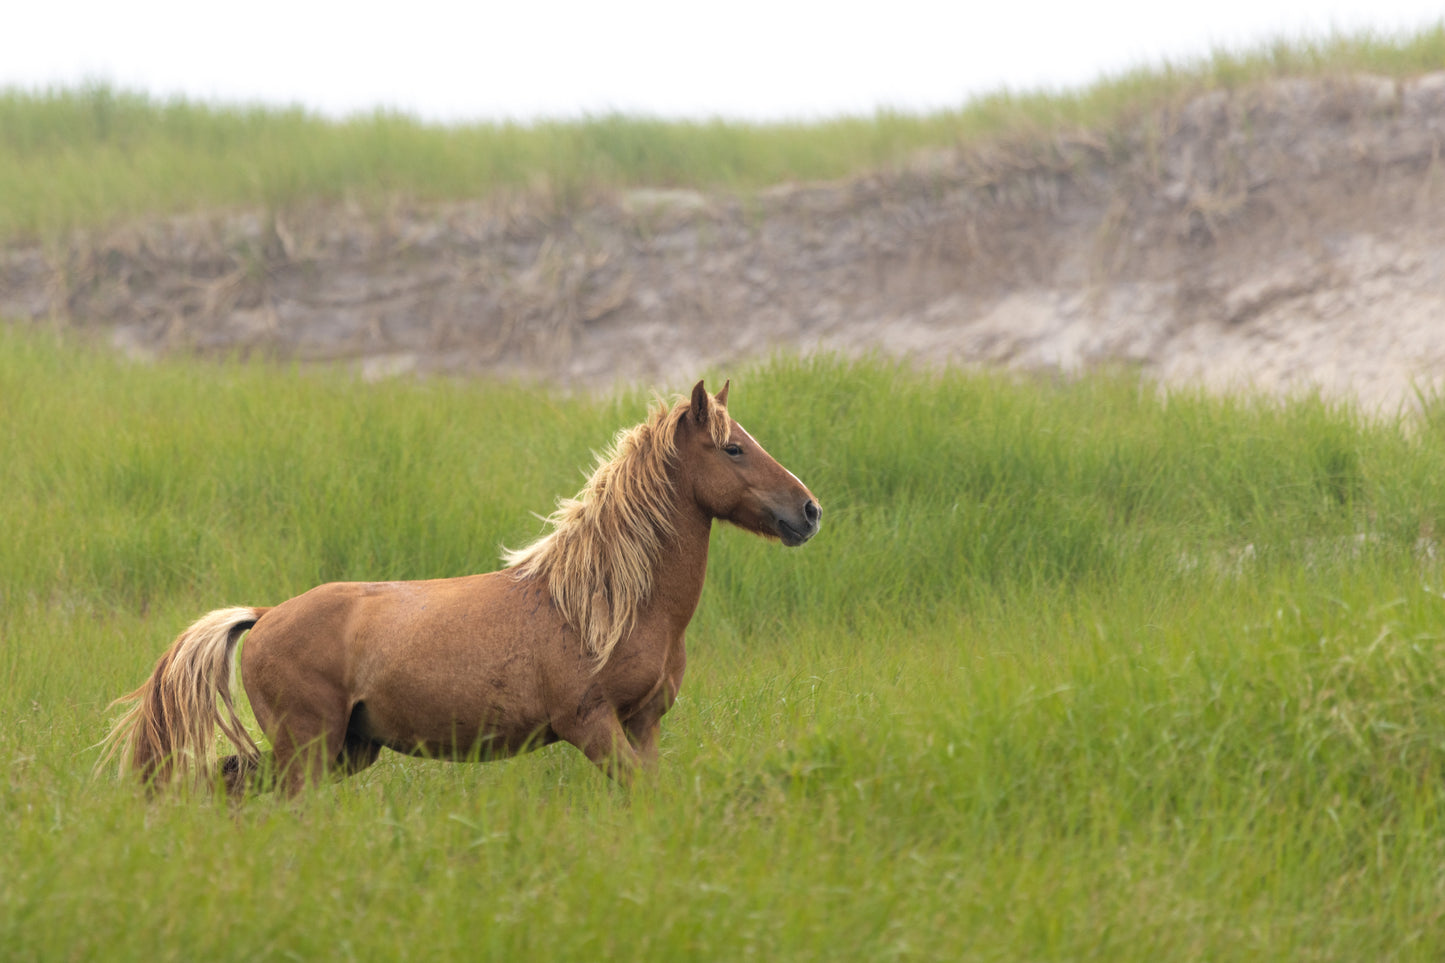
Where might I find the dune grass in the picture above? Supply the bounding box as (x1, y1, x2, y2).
(5, 330, 1445, 958)
(2, 26, 1443, 242)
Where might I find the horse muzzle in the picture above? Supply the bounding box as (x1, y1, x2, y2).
(775, 499, 822, 547)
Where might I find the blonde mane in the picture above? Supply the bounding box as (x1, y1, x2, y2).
(502, 393, 731, 668)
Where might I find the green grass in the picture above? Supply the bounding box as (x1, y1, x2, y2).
(6, 330, 1445, 958)
(2, 25, 1443, 242)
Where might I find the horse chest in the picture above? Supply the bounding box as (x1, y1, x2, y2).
(606, 636, 686, 720)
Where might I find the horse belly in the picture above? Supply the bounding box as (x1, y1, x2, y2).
(349, 611, 560, 760)
(349, 643, 553, 759)
(362, 703, 557, 761)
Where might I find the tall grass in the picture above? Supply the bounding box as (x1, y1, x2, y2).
(2, 25, 1443, 241)
(6, 331, 1445, 958)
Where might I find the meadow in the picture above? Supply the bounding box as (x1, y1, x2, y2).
(3, 26, 1444, 242)
(5, 329, 1445, 959)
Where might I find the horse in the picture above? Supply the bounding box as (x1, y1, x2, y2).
(99, 379, 820, 796)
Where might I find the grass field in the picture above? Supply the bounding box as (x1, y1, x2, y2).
(2, 26, 1444, 242)
(5, 329, 1445, 959)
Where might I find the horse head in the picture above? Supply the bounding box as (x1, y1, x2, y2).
(677, 379, 821, 546)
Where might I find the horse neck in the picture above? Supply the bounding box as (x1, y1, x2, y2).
(638, 482, 714, 636)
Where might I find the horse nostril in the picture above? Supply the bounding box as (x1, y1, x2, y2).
(804, 500, 821, 525)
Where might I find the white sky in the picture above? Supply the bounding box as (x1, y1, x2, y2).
(4, 1, 1443, 123)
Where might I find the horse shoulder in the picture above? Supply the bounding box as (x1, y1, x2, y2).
(596, 620, 688, 722)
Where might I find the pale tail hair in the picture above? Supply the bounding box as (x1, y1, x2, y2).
(97, 606, 262, 788)
(502, 392, 730, 668)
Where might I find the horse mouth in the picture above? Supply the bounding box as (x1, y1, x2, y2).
(776, 518, 816, 547)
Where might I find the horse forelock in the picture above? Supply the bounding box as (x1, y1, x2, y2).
(706, 397, 732, 448)
(503, 394, 712, 669)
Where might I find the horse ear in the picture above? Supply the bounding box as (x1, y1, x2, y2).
(690, 380, 711, 426)
(714, 379, 730, 408)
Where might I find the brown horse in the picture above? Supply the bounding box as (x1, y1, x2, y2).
(100, 380, 820, 795)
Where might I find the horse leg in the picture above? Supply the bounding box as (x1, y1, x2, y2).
(219, 750, 278, 796)
(218, 732, 375, 797)
(555, 705, 643, 785)
(623, 712, 664, 770)
(336, 726, 383, 778)
(245, 683, 353, 796)
(268, 720, 346, 795)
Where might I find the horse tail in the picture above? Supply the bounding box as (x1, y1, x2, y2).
(99, 606, 270, 790)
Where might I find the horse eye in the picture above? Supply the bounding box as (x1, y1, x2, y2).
(724, 444, 743, 457)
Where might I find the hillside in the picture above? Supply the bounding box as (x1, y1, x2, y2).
(4, 72, 1445, 410)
